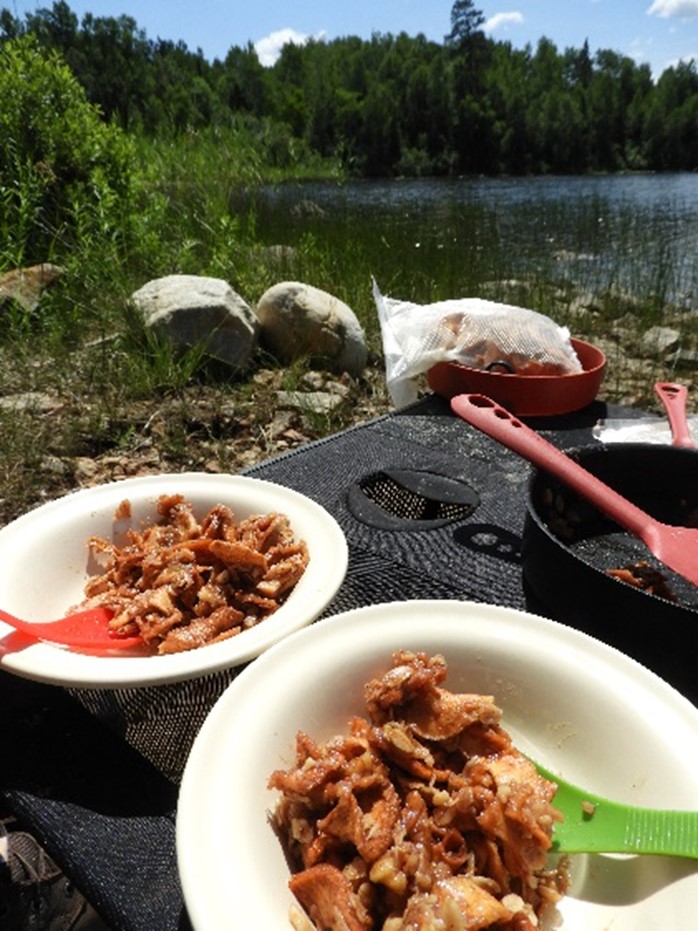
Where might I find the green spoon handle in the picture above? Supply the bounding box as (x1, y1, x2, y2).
(534, 762, 698, 858)
(553, 798, 698, 858)
(619, 807, 698, 858)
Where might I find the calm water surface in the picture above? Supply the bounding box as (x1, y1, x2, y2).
(255, 174, 697, 305)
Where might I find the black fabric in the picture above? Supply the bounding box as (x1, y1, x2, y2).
(0, 395, 677, 931)
(0, 676, 185, 930)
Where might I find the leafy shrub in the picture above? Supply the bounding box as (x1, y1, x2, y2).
(0, 35, 136, 268)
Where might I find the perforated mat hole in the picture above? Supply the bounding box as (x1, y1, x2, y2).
(347, 469, 480, 530)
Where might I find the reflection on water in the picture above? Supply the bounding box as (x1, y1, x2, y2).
(252, 174, 697, 305)
(263, 173, 698, 212)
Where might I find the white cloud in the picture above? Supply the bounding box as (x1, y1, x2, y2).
(666, 52, 698, 67)
(647, 0, 698, 18)
(483, 12, 524, 34)
(254, 28, 318, 67)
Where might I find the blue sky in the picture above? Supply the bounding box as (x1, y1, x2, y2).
(6, 0, 698, 78)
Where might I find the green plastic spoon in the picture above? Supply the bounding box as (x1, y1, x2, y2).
(535, 761, 698, 859)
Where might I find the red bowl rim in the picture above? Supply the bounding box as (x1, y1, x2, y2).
(431, 337, 606, 382)
(427, 337, 606, 416)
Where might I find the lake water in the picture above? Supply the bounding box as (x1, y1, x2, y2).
(253, 173, 697, 307)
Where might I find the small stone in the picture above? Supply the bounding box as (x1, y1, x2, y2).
(0, 392, 62, 414)
(276, 390, 348, 415)
(41, 455, 69, 476)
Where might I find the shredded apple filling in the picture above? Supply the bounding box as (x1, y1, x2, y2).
(268, 651, 567, 931)
(73, 494, 308, 654)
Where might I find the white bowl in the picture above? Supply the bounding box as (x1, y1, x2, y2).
(177, 599, 698, 931)
(0, 473, 347, 688)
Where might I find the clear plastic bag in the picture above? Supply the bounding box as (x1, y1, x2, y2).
(373, 279, 582, 407)
(593, 418, 698, 445)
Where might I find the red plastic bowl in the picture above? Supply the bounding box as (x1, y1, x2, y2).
(427, 337, 606, 417)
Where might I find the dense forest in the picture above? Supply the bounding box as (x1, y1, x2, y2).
(1, 0, 697, 176)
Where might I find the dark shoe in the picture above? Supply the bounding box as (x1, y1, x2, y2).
(0, 822, 110, 930)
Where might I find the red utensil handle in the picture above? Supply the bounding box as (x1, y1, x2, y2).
(0, 606, 143, 648)
(654, 382, 694, 449)
(450, 394, 658, 544)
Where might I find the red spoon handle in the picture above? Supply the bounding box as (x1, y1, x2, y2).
(0, 606, 143, 648)
(655, 382, 694, 449)
(450, 394, 659, 545)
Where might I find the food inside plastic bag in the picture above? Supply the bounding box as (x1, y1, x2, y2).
(373, 279, 582, 407)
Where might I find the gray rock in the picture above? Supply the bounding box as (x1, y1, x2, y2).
(0, 391, 63, 414)
(639, 325, 681, 357)
(290, 200, 325, 218)
(276, 390, 348, 416)
(0, 263, 64, 313)
(131, 275, 259, 369)
(256, 281, 367, 377)
(41, 455, 70, 476)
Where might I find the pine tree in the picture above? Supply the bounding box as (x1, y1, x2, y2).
(445, 1, 485, 48)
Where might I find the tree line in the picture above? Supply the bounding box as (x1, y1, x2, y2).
(1, 0, 696, 176)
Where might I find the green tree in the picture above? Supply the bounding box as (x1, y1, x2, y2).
(0, 8, 22, 39)
(78, 13, 153, 129)
(445, 0, 485, 48)
(357, 82, 401, 176)
(4, 0, 697, 177)
(486, 42, 532, 173)
(445, 0, 491, 173)
(644, 61, 698, 169)
(269, 42, 310, 137)
(221, 43, 268, 115)
(0, 35, 135, 266)
(24, 0, 78, 50)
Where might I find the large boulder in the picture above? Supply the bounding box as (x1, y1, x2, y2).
(131, 275, 259, 369)
(256, 281, 367, 377)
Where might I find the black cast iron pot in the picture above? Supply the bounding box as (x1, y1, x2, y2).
(523, 442, 698, 705)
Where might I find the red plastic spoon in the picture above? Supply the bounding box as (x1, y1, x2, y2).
(451, 393, 698, 588)
(654, 381, 695, 449)
(0, 606, 143, 649)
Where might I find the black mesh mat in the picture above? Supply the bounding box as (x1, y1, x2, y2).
(0, 395, 638, 930)
(65, 395, 571, 781)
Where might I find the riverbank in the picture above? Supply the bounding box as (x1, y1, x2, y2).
(1, 297, 693, 531)
(0, 353, 391, 528)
